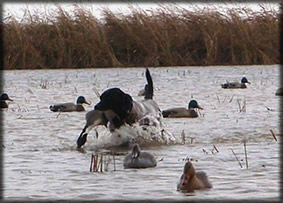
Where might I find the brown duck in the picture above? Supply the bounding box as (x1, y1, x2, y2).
(177, 161, 212, 192)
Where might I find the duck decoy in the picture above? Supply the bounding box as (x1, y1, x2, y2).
(138, 84, 148, 96)
(162, 100, 203, 118)
(0, 93, 13, 109)
(49, 96, 90, 112)
(177, 161, 212, 192)
(275, 87, 283, 96)
(221, 77, 251, 89)
(123, 144, 157, 169)
(77, 109, 109, 148)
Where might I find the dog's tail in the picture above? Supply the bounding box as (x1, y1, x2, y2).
(144, 68, 154, 100)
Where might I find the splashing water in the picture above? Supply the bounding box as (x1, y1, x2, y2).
(89, 115, 180, 149)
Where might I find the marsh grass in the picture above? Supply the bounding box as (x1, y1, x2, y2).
(237, 98, 246, 112)
(3, 5, 279, 70)
(90, 152, 117, 172)
(39, 79, 49, 89)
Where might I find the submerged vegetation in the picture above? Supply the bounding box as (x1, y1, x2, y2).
(3, 5, 280, 69)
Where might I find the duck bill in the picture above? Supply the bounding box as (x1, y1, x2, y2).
(77, 132, 88, 148)
(7, 98, 13, 102)
(197, 105, 203, 110)
(84, 101, 91, 105)
(132, 151, 139, 158)
(247, 81, 251, 84)
(181, 175, 190, 186)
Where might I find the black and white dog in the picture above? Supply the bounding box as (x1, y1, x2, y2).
(77, 68, 162, 148)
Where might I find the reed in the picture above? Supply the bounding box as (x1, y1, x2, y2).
(93, 87, 101, 98)
(190, 137, 194, 144)
(243, 140, 248, 169)
(229, 95, 234, 103)
(90, 154, 95, 172)
(270, 129, 277, 142)
(213, 145, 219, 153)
(90, 154, 98, 172)
(103, 155, 111, 171)
(100, 154, 103, 172)
(237, 98, 246, 112)
(202, 149, 208, 154)
(39, 79, 49, 89)
(231, 148, 243, 168)
(216, 95, 220, 103)
(3, 5, 279, 70)
(90, 152, 117, 172)
(113, 154, 116, 171)
(56, 112, 61, 118)
(181, 130, 186, 144)
(90, 153, 100, 172)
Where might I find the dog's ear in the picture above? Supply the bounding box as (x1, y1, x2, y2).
(122, 93, 133, 113)
(95, 88, 122, 111)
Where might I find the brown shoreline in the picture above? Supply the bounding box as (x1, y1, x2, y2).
(1, 63, 279, 71)
(3, 5, 279, 70)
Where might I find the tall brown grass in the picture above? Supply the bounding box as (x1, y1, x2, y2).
(2, 5, 280, 69)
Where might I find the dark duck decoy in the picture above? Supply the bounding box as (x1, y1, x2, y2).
(138, 84, 149, 96)
(221, 77, 251, 89)
(177, 161, 212, 192)
(275, 87, 283, 96)
(123, 144, 157, 169)
(162, 100, 203, 118)
(49, 96, 90, 112)
(76, 109, 109, 148)
(0, 93, 13, 109)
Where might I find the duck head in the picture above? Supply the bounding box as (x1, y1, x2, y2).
(77, 96, 90, 105)
(0, 93, 13, 101)
(188, 100, 203, 110)
(131, 144, 141, 158)
(241, 77, 250, 84)
(181, 161, 196, 186)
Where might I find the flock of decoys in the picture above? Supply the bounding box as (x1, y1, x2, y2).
(1, 74, 282, 192)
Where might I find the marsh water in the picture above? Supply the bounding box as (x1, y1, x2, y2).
(2, 65, 280, 200)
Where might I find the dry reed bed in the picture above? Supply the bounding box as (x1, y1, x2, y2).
(3, 5, 279, 69)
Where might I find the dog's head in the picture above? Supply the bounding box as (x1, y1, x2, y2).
(95, 88, 133, 127)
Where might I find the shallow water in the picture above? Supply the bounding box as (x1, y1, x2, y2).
(2, 65, 280, 200)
